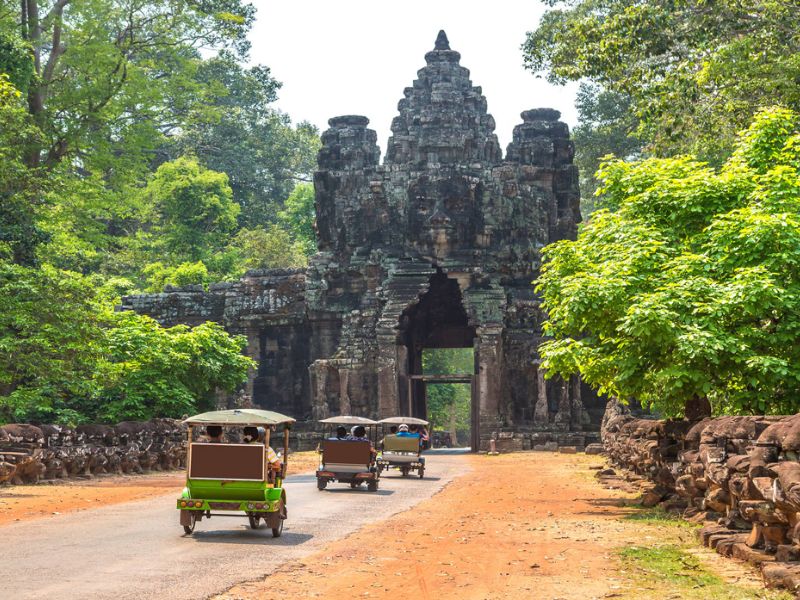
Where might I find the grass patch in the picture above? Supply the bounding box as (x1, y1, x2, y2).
(618, 545, 793, 599)
(623, 505, 697, 527)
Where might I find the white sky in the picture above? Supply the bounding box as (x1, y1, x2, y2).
(248, 0, 578, 154)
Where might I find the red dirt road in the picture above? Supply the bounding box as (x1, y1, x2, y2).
(217, 453, 642, 600)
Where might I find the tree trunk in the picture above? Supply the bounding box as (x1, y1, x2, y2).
(684, 395, 711, 421)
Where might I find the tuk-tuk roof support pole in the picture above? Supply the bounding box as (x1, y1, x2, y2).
(282, 425, 289, 479)
(186, 425, 192, 480)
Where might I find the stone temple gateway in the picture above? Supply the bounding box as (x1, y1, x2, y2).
(123, 32, 606, 450)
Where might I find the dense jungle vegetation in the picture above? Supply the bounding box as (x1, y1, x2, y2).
(527, 1, 800, 417)
(0, 0, 317, 424)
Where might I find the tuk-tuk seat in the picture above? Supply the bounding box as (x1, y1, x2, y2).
(383, 435, 421, 453)
(322, 440, 372, 472)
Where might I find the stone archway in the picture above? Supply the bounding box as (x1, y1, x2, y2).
(397, 270, 477, 444)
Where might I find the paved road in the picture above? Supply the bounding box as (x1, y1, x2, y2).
(0, 451, 469, 600)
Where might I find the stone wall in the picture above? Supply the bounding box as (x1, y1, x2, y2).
(601, 404, 800, 591)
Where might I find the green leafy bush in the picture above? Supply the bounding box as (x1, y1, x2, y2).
(0, 261, 253, 425)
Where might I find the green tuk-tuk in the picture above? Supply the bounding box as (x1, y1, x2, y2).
(377, 416, 428, 478)
(177, 409, 295, 537)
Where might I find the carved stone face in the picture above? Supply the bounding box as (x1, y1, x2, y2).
(407, 175, 482, 257)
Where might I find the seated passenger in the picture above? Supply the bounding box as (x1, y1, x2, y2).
(205, 425, 223, 443)
(347, 425, 376, 459)
(396, 424, 419, 438)
(243, 426, 282, 474)
(346, 425, 370, 441)
(420, 426, 430, 450)
(329, 425, 348, 440)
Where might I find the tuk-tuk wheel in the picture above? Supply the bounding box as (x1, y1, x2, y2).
(182, 512, 196, 535)
(317, 478, 327, 490)
(272, 516, 283, 538)
(401, 466, 410, 477)
(418, 468, 425, 479)
(248, 513, 260, 529)
(367, 480, 378, 492)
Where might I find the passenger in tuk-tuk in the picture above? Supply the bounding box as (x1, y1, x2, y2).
(205, 425, 223, 443)
(243, 426, 282, 476)
(329, 426, 348, 440)
(347, 425, 377, 459)
(396, 424, 417, 438)
(396, 424, 425, 462)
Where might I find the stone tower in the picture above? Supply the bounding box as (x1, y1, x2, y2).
(123, 32, 603, 450)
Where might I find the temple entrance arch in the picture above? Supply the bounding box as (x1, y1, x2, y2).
(397, 270, 479, 450)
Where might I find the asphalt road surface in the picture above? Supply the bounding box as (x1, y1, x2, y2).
(0, 450, 469, 600)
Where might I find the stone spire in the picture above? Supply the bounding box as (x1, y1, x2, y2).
(434, 29, 450, 50)
(385, 31, 501, 166)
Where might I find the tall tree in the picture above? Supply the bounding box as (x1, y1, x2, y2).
(523, 0, 800, 164)
(572, 82, 641, 216)
(536, 108, 800, 418)
(145, 157, 239, 262)
(171, 53, 320, 227)
(277, 182, 316, 256)
(5, 0, 254, 172)
(0, 74, 47, 265)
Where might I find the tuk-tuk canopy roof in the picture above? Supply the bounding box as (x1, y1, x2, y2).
(184, 409, 296, 426)
(318, 415, 378, 425)
(378, 416, 429, 426)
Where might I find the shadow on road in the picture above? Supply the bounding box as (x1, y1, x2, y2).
(573, 496, 637, 518)
(187, 529, 314, 546)
(379, 474, 442, 482)
(425, 448, 471, 455)
(321, 488, 396, 496)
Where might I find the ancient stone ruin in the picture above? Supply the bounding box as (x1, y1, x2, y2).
(122, 31, 605, 450)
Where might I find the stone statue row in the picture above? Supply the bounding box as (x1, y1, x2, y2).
(0, 420, 188, 485)
(602, 406, 800, 564)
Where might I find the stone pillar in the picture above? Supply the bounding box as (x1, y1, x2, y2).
(534, 360, 549, 424)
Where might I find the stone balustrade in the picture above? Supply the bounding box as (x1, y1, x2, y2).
(601, 402, 800, 590)
(0, 419, 188, 485)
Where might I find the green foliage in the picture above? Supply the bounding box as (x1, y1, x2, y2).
(572, 83, 642, 216)
(100, 314, 253, 423)
(524, 0, 800, 164)
(171, 53, 320, 227)
(278, 183, 317, 256)
(0, 75, 49, 265)
(0, 30, 34, 92)
(142, 261, 210, 292)
(0, 1, 319, 426)
(423, 349, 473, 445)
(537, 108, 800, 417)
(0, 262, 107, 423)
(230, 225, 309, 271)
(0, 260, 253, 425)
(146, 157, 239, 261)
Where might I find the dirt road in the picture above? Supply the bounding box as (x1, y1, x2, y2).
(0, 451, 468, 600)
(218, 453, 780, 600)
